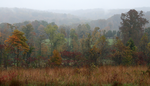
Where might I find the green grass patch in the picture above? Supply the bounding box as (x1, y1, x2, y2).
(107, 38, 114, 45)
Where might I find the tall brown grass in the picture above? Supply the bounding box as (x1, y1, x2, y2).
(0, 66, 150, 85)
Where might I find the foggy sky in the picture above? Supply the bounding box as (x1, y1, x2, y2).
(1, 0, 150, 10)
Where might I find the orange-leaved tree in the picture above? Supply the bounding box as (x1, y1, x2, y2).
(49, 50, 62, 67)
(5, 29, 29, 67)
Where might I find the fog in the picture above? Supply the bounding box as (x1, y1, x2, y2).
(1, 0, 150, 28)
(1, 0, 150, 10)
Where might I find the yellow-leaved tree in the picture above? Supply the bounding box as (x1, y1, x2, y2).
(5, 29, 29, 67)
(49, 50, 62, 67)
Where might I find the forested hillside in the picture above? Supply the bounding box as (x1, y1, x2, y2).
(0, 8, 82, 25)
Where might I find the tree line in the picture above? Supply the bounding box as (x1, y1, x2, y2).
(0, 9, 150, 68)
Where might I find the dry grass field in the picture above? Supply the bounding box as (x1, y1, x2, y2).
(0, 66, 150, 86)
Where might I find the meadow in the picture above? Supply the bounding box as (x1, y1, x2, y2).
(44, 38, 114, 46)
(0, 66, 150, 86)
(108, 39, 114, 45)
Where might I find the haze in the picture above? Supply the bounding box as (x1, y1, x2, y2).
(1, 0, 150, 10)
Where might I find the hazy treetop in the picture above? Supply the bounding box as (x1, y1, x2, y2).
(1, 0, 150, 10)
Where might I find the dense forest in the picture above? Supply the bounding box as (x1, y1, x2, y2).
(0, 9, 150, 68)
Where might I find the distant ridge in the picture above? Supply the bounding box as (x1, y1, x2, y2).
(0, 7, 82, 25)
(48, 7, 150, 20)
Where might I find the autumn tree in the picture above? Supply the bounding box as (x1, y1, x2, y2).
(80, 34, 100, 65)
(59, 28, 67, 38)
(95, 35, 109, 60)
(5, 29, 29, 67)
(89, 45, 99, 65)
(91, 27, 100, 45)
(111, 37, 133, 65)
(139, 33, 148, 54)
(49, 50, 62, 67)
(119, 9, 149, 46)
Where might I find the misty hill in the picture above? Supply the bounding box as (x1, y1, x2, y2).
(0, 7, 84, 25)
(89, 14, 121, 30)
(48, 7, 150, 20)
(1, 7, 150, 31)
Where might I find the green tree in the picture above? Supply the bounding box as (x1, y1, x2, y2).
(36, 35, 45, 56)
(44, 24, 65, 55)
(21, 23, 34, 43)
(80, 34, 91, 58)
(40, 21, 48, 27)
(44, 24, 58, 55)
(22, 23, 35, 66)
(53, 33, 66, 51)
(145, 27, 150, 42)
(85, 23, 91, 31)
(112, 30, 116, 37)
(76, 24, 91, 38)
(126, 38, 136, 51)
(106, 30, 113, 38)
(7, 23, 17, 34)
(117, 31, 120, 38)
(70, 29, 79, 51)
